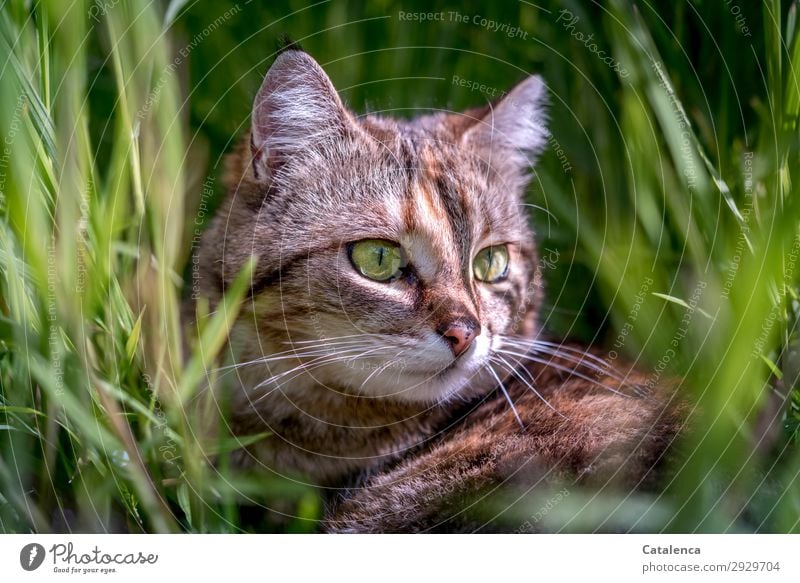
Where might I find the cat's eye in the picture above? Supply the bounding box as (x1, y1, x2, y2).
(473, 245, 509, 283)
(349, 239, 403, 282)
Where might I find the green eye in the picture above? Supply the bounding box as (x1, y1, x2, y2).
(473, 245, 509, 282)
(349, 239, 403, 281)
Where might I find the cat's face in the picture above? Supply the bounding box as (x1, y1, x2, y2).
(202, 50, 548, 404)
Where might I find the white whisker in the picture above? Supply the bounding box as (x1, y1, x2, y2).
(283, 333, 383, 345)
(530, 340, 623, 375)
(252, 347, 375, 391)
(216, 339, 379, 373)
(496, 348, 630, 398)
(500, 336, 633, 387)
(528, 344, 626, 382)
(250, 351, 381, 405)
(253, 344, 399, 396)
(485, 363, 524, 429)
(493, 354, 566, 418)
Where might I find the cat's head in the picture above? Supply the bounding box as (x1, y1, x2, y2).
(199, 49, 548, 404)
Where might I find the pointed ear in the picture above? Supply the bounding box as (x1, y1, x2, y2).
(462, 75, 548, 170)
(250, 50, 354, 181)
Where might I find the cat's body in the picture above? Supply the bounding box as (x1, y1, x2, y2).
(325, 358, 680, 532)
(195, 48, 682, 531)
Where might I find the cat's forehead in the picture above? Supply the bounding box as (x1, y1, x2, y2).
(383, 132, 521, 238)
(273, 122, 526, 259)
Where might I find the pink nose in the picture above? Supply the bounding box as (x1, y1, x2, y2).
(439, 321, 479, 357)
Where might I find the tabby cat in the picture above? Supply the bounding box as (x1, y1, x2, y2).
(195, 47, 683, 532)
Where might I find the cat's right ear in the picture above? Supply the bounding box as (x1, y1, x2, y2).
(462, 75, 549, 171)
(250, 50, 354, 181)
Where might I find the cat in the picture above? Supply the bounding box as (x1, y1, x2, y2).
(195, 46, 684, 532)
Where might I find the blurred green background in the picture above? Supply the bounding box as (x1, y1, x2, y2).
(1, 0, 798, 533)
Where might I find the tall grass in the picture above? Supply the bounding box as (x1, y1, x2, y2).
(0, 0, 798, 533)
(0, 0, 304, 534)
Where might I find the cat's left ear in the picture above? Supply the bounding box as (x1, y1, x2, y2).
(462, 75, 548, 169)
(250, 49, 356, 181)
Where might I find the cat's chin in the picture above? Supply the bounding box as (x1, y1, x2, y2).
(392, 366, 492, 405)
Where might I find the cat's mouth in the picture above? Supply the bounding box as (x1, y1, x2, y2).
(376, 332, 493, 401)
(434, 342, 480, 376)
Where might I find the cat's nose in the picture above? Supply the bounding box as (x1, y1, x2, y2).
(438, 320, 480, 357)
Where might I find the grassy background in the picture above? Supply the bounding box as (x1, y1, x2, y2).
(1, 0, 799, 533)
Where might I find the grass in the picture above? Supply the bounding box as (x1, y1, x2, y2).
(0, 0, 798, 533)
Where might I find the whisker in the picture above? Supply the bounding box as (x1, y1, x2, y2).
(496, 348, 631, 398)
(502, 337, 611, 370)
(501, 337, 631, 385)
(531, 340, 621, 372)
(251, 347, 375, 391)
(493, 354, 566, 418)
(531, 345, 645, 392)
(277, 338, 378, 351)
(265, 348, 400, 403)
(265, 339, 379, 359)
(485, 363, 525, 429)
(283, 333, 383, 345)
(216, 340, 377, 373)
(528, 345, 627, 383)
(250, 352, 380, 404)
(253, 345, 398, 395)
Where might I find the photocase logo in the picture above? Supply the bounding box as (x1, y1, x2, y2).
(19, 543, 46, 571)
